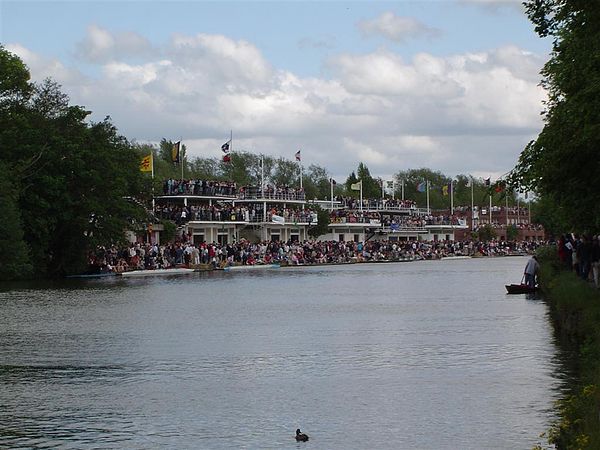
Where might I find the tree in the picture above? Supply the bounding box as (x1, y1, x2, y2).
(0, 161, 32, 280)
(510, 0, 600, 232)
(476, 224, 497, 242)
(304, 164, 331, 200)
(345, 171, 358, 194)
(356, 162, 380, 198)
(271, 157, 299, 187)
(0, 47, 147, 278)
(308, 206, 330, 238)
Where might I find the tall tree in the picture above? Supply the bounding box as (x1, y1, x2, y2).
(0, 48, 147, 277)
(510, 0, 600, 232)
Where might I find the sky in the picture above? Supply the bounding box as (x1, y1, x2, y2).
(1, 0, 552, 182)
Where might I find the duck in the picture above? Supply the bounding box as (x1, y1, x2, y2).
(295, 428, 309, 442)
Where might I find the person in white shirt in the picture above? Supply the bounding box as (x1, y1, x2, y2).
(524, 255, 540, 288)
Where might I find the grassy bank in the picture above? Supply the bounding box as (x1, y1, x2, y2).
(536, 246, 600, 449)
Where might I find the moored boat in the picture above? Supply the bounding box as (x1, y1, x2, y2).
(505, 283, 537, 294)
(118, 268, 196, 277)
(223, 263, 280, 272)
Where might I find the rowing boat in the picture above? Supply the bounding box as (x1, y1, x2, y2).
(223, 263, 281, 272)
(505, 283, 537, 294)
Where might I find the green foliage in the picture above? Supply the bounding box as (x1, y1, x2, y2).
(506, 225, 519, 241)
(536, 246, 600, 449)
(0, 161, 32, 280)
(0, 47, 147, 278)
(308, 206, 330, 239)
(475, 224, 497, 242)
(345, 171, 358, 194)
(304, 164, 331, 200)
(0, 44, 32, 105)
(510, 1, 600, 232)
(160, 219, 176, 243)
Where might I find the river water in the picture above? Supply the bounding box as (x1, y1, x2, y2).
(0, 257, 564, 449)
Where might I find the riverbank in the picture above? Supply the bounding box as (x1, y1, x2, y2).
(537, 247, 600, 449)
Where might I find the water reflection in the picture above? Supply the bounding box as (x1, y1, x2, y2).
(0, 257, 566, 449)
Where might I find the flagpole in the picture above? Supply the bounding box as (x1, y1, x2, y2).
(261, 155, 264, 198)
(401, 179, 404, 201)
(360, 181, 363, 213)
(505, 191, 509, 227)
(426, 180, 430, 214)
(300, 162, 303, 190)
(517, 195, 520, 225)
(489, 188, 492, 226)
(151, 152, 155, 212)
(470, 176, 474, 230)
(330, 179, 334, 210)
(180, 138, 184, 181)
(450, 180, 454, 214)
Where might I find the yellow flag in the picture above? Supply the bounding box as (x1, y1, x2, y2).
(140, 153, 153, 172)
(350, 180, 362, 191)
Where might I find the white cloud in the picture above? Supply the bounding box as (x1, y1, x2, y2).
(6, 29, 546, 181)
(357, 12, 442, 43)
(75, 24, 155, 63)
(458, 0, 525, 13)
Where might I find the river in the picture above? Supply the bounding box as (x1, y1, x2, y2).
(0, 256, 565, 449)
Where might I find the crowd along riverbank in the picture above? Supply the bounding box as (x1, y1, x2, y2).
(537, 246, 600, 449)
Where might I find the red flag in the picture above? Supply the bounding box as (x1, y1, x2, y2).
(223, 154, 231, 163)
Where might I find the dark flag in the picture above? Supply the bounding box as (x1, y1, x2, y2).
(171, 141, 181, 164)
(221, 141, 230, 153)
(484, 177, 491, 187)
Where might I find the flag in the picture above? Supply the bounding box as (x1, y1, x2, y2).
(524, 192, 528, 199)
(417, 182, 426, 193)
(442, 184, 449, 196)
(329, 178, 336, 185)
(295, 150, 301, 161)
(466, 178, 472, 188)
(221, 140, 230, 153)
(484, 177, 490, 187)
(386, 180, 394, 189)
(222, 154, 231, 163)
(350, 180, 362, 191)
(495, 182, 504, 193)
(171, 141, 181, 164)
(140, 153, 153, 172)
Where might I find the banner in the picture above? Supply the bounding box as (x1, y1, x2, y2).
(140, 154, 152, 172)
(271, 214, 285, 224)
(171, 141, 181, 163)
(350, 181, 362, 191)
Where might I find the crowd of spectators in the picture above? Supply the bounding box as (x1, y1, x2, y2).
(239, 185, 306, 201)
(163, 179, 237, 196)
(336, 197, 417, 210)
(87, 237, 544, 273)
(154, 203, 316, 225)
(557, 233, 600, 288)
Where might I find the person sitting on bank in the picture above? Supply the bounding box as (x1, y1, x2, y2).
(524, 255, 540, 288)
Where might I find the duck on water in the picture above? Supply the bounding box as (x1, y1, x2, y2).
(295, 429, 309, 442)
